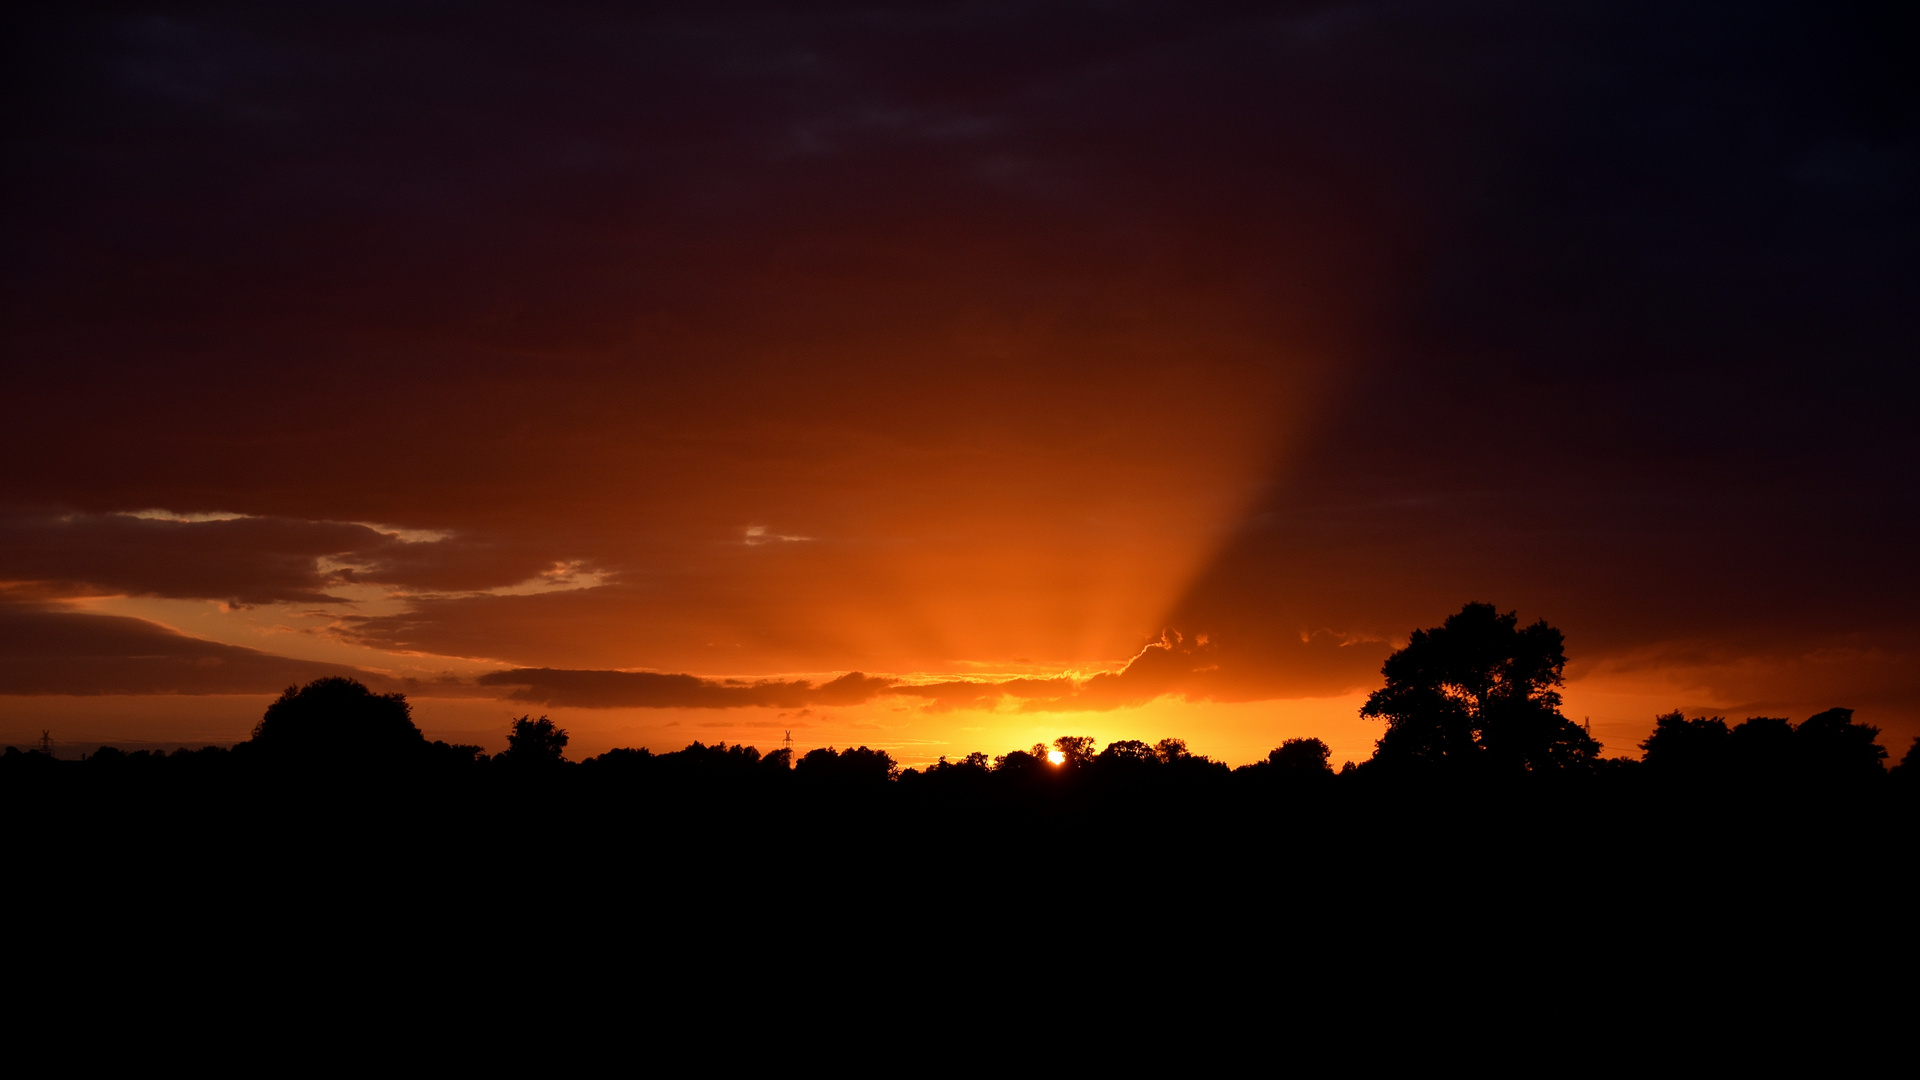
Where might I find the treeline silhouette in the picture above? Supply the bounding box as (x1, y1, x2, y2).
(6, 604, 1912, 959)
(9, 682, 1913, 795)
(13, 602, 1911, 796)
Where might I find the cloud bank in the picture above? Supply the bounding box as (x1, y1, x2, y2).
(0, 603, 378, 695)
(478, 628, 1390, 711)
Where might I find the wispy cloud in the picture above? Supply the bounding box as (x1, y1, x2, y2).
(484, 560, 612, 597)
(122, 509, 251, 523)
(743, 526, 812, 546)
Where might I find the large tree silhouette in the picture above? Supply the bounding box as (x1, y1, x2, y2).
(1267, 737, 1334, 776)
(1792, 708, 1887, 782)
(243, 676, 426, 764)
(500, 715, 570, 765)
(1362, 603, 1599, 772)
(1640, 712, 1733, 775)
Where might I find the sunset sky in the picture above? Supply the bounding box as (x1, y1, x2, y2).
(4, 3, 1914, 766)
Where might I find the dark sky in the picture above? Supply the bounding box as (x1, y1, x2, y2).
(3, 2, 1914, 758)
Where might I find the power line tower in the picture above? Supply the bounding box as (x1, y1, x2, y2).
(783, 729, 793, 763)
(39, 729, 54, 757)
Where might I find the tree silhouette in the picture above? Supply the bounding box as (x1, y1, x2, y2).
(1891, 737, 1920, 787)
(580, 746, 655, 777)
(841, 745, 899, 782)
(1362, 603, 1599, 771)
(795, 745, 899, 783)
(1053, 736, 1097, 768)
(1792, 708, 1886, 782)
(1640, 712, 1732, 775)
(1267, 737, 1333, 776)
(1097, 740, 1159, 766)
(501, 715, 569, 764)
(244, 677, 425, 764)
(926, 751, 991, 774)
(993, 749, 1042, 775)
(1727, 716, 1796, 781)
(1642, 708, 1886, 786)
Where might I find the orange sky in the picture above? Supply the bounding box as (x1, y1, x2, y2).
(2, 5, 1914, 764)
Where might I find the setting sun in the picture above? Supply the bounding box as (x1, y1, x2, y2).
(1047, 749, 1067, 766)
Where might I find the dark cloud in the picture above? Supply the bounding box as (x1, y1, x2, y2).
(481, 627, 1386, 711)
(477, 668, 893, 709)
(900, 630, 1388, 712)
(0, 512, 374, 604)
(0, 602, 378, 695)
(0, 511, 589, 604)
